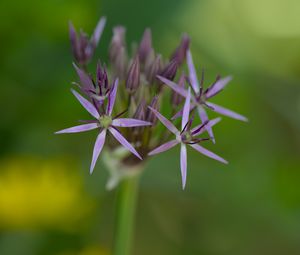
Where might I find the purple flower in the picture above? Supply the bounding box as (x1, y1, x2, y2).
(69, 17, 106, 65)
(157, 49, 248, 143)
(147, 89, 227, 189)
(55, 79, 152, 173)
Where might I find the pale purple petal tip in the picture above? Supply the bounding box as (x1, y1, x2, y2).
(148, 139, 179, 156)
(187, 49, 200, 94)
(107, 78, 119, 116)
(205, 76, 232, 99)
(156, 75, 188, 98)
(108, 127, 142, 160)
(112, 118, 152, 128)
(71, 89, 100, 119)
(91, 16, 106, 47)
(206, 102, 248, 122)
(197, 106, 215, 143)
(55, 123, 98, 134)
(90, 129, 107, 174)
(182, 88, 191, 130)
(190, 144, 228, 164)
(180, 144, 187, 189)
(148, 106, 179, 135)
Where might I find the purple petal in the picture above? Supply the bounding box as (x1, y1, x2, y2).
(71, 89, 100, 119)
(108, 127, 142, 160)
(106, 78, 119, 116)
(182, 88, 191, 130)
(206, 102, 248, 122)
(197, 106, 215, 143)
(191, 117, 221, 136)
(187, 49, 200, 94)
(148, 140, 179, 156)
(190, 144, 228, 164)
(91, 17, 106, 47)
(180, 144, 187, 189)
(156, 75, 188, 98)
(205, 76, 232, 99)
(55, 123, 98, 134)
(112, 118, 152, 127)
(148, 107, 179, 135)
(73, 63, 95, 91)
(90, 129, 107, 174)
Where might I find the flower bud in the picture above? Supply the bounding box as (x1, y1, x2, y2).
(126, 56, 140, 94)
(145, 54, 162, 84)
(146, 96, 159, 124)
(138, 28, 152, 63)
(160, 60, 178, 81)
(170, 34, 190, 65)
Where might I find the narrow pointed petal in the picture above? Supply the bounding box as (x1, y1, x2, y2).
(180, 144, 187, 189)
(205, 76, 232, 98)
(197, 106, 215, 143)
(191, 117, 221, 136)
(148, 106, 179, 135)
(190, 144, 228, 164)
(73, 63, 95, 91)
(91, 17, 106, 47)
(182, 88, 191, 130)
(107, 78, 119, 115)
(206, 102, 248, 122)
(187, 49, 200, 94)
(55, 123, 98, 134)
(112, 118, 152, 127)
(108, 127, 142, 160)
(90, 129, 107, 174)
(148, 140, 179, 156)
(157, 75, 188, 98)
(71, 89, 100, 119)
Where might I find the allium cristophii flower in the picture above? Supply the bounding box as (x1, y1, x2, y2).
(56, 16, 247, 189)
(148, 89, 227, 189)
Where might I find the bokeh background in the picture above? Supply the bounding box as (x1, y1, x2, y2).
(1, 0, 300, 254)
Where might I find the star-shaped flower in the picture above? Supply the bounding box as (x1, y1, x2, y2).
(56, 79, 152, 173)
(147, 88, 227, 189)
(157, 49, 248, 143)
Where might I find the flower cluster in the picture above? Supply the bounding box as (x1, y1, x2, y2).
(56, 17, 247, 189)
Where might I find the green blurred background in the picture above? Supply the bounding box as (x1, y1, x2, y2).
(1, 0, 300, 254)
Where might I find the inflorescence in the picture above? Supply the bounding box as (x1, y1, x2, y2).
(56, 17, 247, 189)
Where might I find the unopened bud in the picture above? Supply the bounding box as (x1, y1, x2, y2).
(146, 96, 159, 124)
(126, 56, 140, 94)
(160, 60, 178, 82)
(138, 28, 152, 63)
(170, 34, 190, 65)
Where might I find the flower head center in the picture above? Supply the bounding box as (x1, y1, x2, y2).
(181, 131, 192, 143)
(99, 115, 112, 128)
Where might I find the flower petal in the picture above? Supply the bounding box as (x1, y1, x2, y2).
(108, 127, 142, 160)
(182, 88, 191, 130)
(206, 102, 248, 122)
(106, 78, 119, 116)
(148, 140, 179, 156)
(191, 117, 221, 136)
(55, 123, 98, 134)
(187, 49, 200, 94)
(90, 129, 107, 174)
(197, 106, 215, 143)
(73, 63, 95, 91)
(71, 89, 100, 119)
(112, 118, 152, 127)
(91, 17, 106, 47)
(180, 143, 187, 189)
(205, 76, 232, 99)
(156, 75, 188, 98)
(190, 144, 228, 164)
(148, 107, 179, 135)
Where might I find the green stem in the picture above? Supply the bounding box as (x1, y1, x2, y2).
(112, 175, 139, 255)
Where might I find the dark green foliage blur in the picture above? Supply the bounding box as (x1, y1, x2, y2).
(0, 0, 299, 254)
